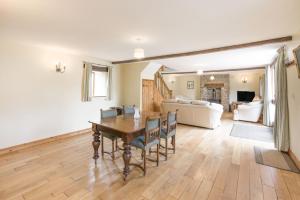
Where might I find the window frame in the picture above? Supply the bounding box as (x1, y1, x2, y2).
(91, 65, 109, 98)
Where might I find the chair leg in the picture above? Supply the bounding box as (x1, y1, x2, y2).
(101, 134, 104, 157)
(149, 147, 151, 155)
(156, 144, 159, 166)
(165, 138, 168, 161)
(112, 140, 115, 160)
(172, 136, 176, 154)
(143, 150, 146, 176)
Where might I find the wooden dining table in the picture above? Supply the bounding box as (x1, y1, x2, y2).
(89, 111, 164, 181)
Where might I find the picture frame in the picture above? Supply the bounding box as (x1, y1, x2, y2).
(187, 81, 194, 89)
(293, 45, 300, 79)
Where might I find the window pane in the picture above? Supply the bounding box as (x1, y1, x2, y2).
(93, 71, 108, 97)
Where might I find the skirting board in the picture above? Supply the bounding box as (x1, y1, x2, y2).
(288, 149, 300, 170)
(0, 128, 92, 157)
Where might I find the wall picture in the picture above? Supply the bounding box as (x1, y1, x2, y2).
(293, 45, 300, 78)
(187, 81, 194, 89)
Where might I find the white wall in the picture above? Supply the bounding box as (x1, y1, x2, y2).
(0, 41, 121, 149)
(164, 74, 200, 100)
(229, 69, 264, 103)
(286, 38, 300, 160)
(287, 66, 300, 159)
(119, 62, 149, 107)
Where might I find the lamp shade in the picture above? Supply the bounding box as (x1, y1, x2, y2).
(134, 48, 145, 59)
(197, 70, 203, 75)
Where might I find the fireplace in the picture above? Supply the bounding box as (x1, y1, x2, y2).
(207, 88, 221, 103)
(200, 74, 230, 111)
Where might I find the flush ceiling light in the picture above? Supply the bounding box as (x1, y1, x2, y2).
(210, 75, 215, 81)
(197, 70, 204, 75)
(133, 48, 145, 59)
(133, 37, 145, 59)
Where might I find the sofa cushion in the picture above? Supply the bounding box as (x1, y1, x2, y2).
(177, 99, 192, 104)
(191, 100, 209, 106)
(248, 101, 262, 106)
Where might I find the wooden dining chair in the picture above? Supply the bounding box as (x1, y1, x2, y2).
(122, 105, 135, 115)
(130, 116, 161, 175)
(100, 109, 119, 160)
(160, 110, 178, 160)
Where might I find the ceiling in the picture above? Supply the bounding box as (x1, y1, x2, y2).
(155, 44, 281, 71)
(1, 0, 300, 67)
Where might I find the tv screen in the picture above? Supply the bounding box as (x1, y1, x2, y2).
(237, 91, 255, 102)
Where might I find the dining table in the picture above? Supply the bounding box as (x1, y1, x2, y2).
(89, 111, 164, 181)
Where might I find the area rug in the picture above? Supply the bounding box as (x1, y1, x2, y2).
(230, 123, 273, 143)
(254, 146, 300, 173)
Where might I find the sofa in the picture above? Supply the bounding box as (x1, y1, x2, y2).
(233, 101, 263, 122)
(161, 99, 224, 129)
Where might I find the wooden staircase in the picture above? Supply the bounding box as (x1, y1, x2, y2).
(154, 66, 173, 99)
(153, 66, 173, 111)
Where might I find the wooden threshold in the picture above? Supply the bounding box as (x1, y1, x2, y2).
(112, 36, 292, 64)
(0, 128, 91, 156)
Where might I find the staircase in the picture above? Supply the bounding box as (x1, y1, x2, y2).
(154, 66, 173, 100)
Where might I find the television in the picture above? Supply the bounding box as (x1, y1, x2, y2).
(237, 91, 255, 102)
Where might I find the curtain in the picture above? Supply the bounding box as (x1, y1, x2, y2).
(274, 47, 290, 152)
(105, 66, 112, 101)
(263, 65, 274, 126)
(81, 62, 93, 102)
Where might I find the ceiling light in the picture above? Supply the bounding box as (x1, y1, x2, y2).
(197, 70, 203, 75)
(134, 48, 145, 59)
(210, 75, 215, 81)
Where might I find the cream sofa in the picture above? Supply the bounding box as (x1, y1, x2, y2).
(161, 100, 223, 129)
(233, 101, 263, 122)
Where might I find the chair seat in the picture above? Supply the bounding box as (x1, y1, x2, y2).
(130, 136, 160, 150)
(102, 132, 118, 140)
(160, 128, 176, 139)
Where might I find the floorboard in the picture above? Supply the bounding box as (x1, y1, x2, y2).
(0, 113, 299, 200)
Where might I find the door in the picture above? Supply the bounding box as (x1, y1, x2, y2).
(142, 79, 154, 112)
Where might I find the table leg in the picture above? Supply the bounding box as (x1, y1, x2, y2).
(122, 142, 132, 180)
(92, 125, 100, 165)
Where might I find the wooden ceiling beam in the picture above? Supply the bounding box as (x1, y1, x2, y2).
(112, 36, 292, 64)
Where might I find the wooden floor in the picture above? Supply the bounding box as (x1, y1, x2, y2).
(0, 114, 300, 200)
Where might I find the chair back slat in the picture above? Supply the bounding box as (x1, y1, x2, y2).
(123, 105, 135, 114)
(144, 116, 161, 145)
(101, 109, 117, 119)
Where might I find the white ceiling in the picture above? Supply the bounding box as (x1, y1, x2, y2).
(1, 0, 300, 67)
(155, 44, 281, 71)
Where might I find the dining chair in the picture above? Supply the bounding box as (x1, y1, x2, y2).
(100, 109, 119, 160)
(160, 110, 178, 160)
(130, 116, 161, 175)
(122, 105, 135, 115)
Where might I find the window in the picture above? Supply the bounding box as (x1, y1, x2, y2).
(91, 66, 108, 97)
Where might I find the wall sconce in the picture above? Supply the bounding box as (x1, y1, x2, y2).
(56, 62, 66, 73)
(242, 76, 248, 83)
